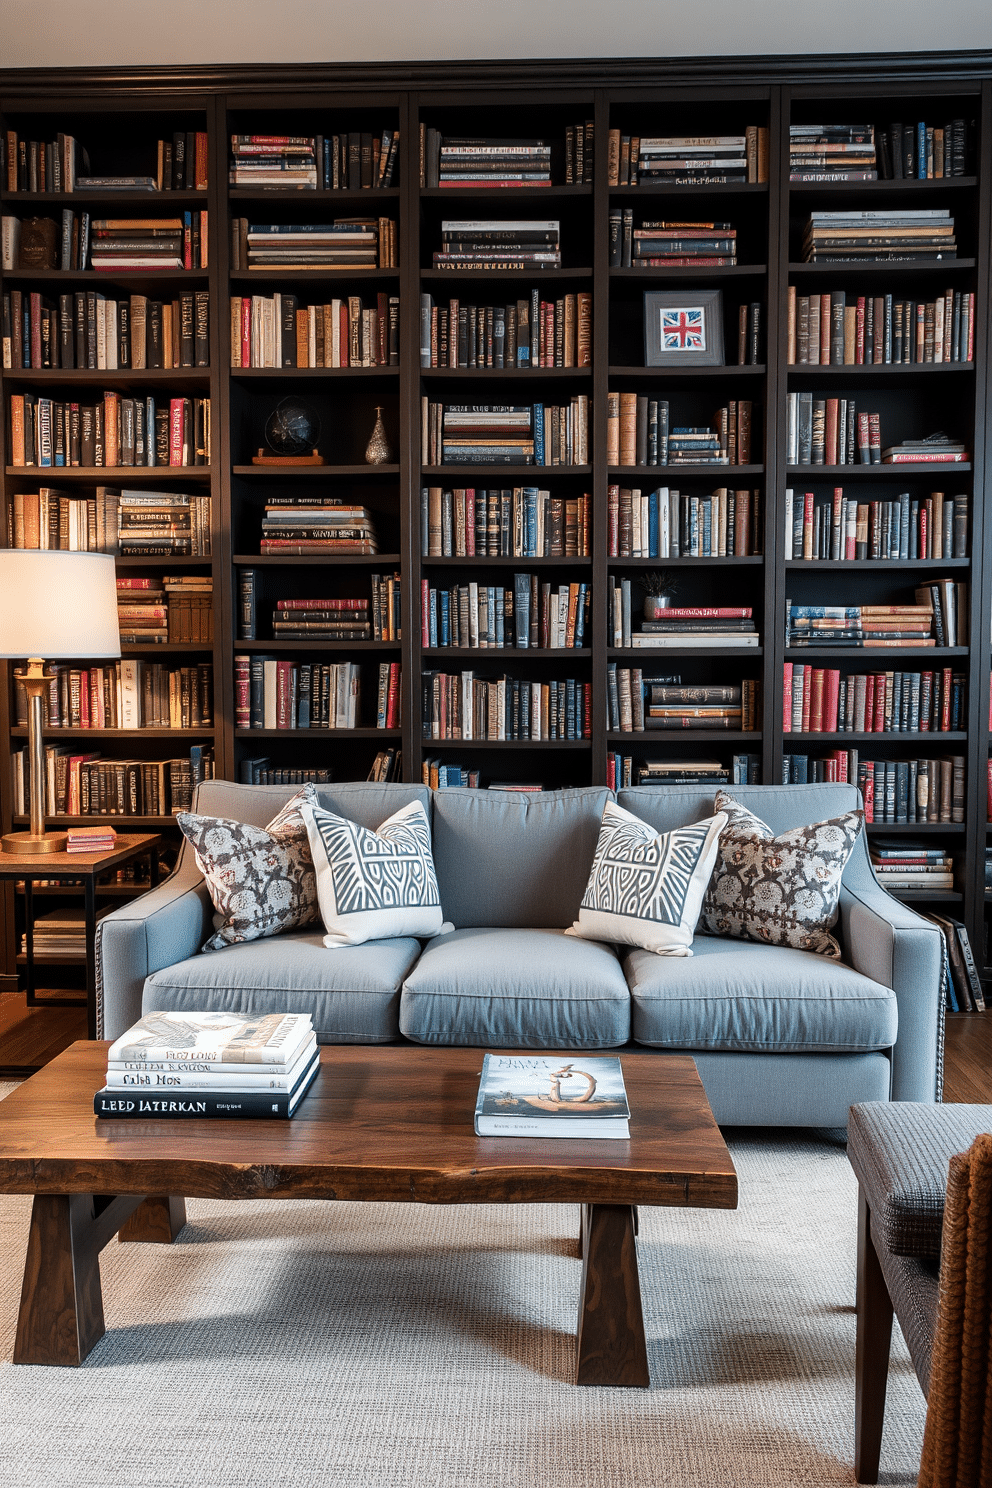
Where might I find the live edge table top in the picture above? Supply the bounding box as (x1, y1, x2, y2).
(0, 1043, 738, 1211)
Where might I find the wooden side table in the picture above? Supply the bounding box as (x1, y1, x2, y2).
(0, 834, 165, 1041)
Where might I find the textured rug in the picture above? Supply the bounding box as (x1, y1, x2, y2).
(0, 1101, 925, 1487)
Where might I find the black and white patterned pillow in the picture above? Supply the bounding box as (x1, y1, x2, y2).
(700, 790, 864, 958)
(178, 786, 319, 953)
(301, 799, 446, 948)
(567, 801, 728, 956)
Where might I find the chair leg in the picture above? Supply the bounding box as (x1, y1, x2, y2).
(855, 1185, 894, 1484)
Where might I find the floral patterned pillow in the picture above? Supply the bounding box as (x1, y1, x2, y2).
(699, 790, 864, 959)
(177, 786, 319, 953)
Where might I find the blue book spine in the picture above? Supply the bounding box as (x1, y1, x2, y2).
(790, 605, 860, 619)
(297, 665, 311, 729)
(495, 587, 505, 647)
(917, 121, 927, 179)
(524, 486, 538, 555)
(429, 588, 438, 648)
(532, 404, 545, 466)
(438, 590, 448, 646)
(899, 492, 910, 560)
(648, 490, 659, 557)
(702, 497, 712, 555)
(575, 584, 587, 646)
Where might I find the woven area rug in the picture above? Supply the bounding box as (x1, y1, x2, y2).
(0, 1090, 925, 1487)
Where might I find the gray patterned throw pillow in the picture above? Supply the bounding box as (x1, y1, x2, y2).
(700, 790, 864, 958)
(178, 786, 319, 953)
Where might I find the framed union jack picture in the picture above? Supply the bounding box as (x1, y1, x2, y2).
(644, 289, 725, 366)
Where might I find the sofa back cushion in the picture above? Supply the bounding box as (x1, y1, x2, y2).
(190, 780, 431, 833)
(432, 787, 612, 928)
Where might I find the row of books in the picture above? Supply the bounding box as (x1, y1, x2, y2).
(4, 288, 210, 371)
(611, 591, 759, 651)
(236, 573, 399, 642)
(786, 287, 974, 365)
(8, 392, 211, 469)
(606, 395, 754, 467)
(23, 906, 112, 957)
(229, 292, 399, 368)
(607, 130, 768, 186)
(782, 664, 966, 734)
(259, 499, 378, 556)
(238, 760, 332, 785)
(782, 751, 965, 823)
(3, 129, 208, 192)
(117, 575, 213, 644)
(14, 660, 213, 731)
(784, 489, 967, 562)
(609, 213, 738, 268)
(788, 585, 965, 648)
(234, 658, 400, 730)
(421, 486, 590, 559)
(422, 399, 589, 467)
(421, 578, 590, 650)
(367, 747, 402, 782)
(420, 127, 594, 188)
(6, 487, 212, 556)
(608, 485, 761, 558)
(607, 754, 762, 789)
(3, 211, 208, 277)
(432, 220, 560, 270)
(419, 291, 592, 369)
(873, 120, 970, 180)
(872, 846, 954, 889)
(924, 911, 986, 1014)
(230, 217, 397, 271)
(12, 745, 214, 818)
(230, 133, 399, 191)
(784, 399, 968, 468)
(421, 672, 591, 741)
(607, 669, 761, 732)
(800, 210, 956, 263)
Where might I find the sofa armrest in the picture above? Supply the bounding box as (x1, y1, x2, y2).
(95, 859, 212, 1039)
(839, 882, 944, 1103)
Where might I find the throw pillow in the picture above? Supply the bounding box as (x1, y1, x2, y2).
(566, 801, 728, 956)
(700, 790, 864, 958)
(301, 799, 446, 948)
(178, 785, 319, 953)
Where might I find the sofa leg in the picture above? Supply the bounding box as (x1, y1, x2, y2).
(855, 1185, 894, 1483)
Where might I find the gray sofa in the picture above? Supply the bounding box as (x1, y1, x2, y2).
(95, 780, 944, 1128)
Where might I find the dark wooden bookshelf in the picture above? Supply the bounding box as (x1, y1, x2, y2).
(2, 52, 992, 1010)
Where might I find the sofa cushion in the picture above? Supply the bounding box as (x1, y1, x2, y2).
(431, 787, 611, 928)
(142, 931, 423, 1043)
(568, 802, 727, 956)
(399, 927, 630, 1048)
(625, 935, 897, 1053)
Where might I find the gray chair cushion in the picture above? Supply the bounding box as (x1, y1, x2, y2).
(625, 935, 897, 1053)
(399, 927, 631, 1048)
(848, 1102, 992, 1259)
(142, 931, 423, 1044)
(431, 787, 611, 928)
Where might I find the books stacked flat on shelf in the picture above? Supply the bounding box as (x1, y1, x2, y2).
(88, 217, 183, 271)
(272, 596, 372, 641)
(639, 757, 732, 784)
(609, 212, 738, 268)
(14, 656, 213, 729)
(789, 123, 876, 182)
(783, 664, 965, 734)
(633, 135, 749, 186)
(871, 843, 954, 889)
(883, 436, 969, 465)
(421, 485, 590, 558)
(784, 489, 967, 562)
(437, 137, 552, 189)
(118, 490, 212, 557)
(432, 220, 561, 271)
(643, 679, 759, 731)
(608, 485, 761, 558)
(66, 825, 117, 853)
(474, 1053, 630, 1137)
(12, 745, 214, 817)
(117, 576, 168, 642)
(786, 602, 936, 650)
(95, 1012, 321, 1120)
(230, 291, 398, 367)
(607, 752, 758, 788)
(259, 498, 379, 556)
(421, 671, 591, 741)
(609, 585, 759, 650)
(801, 210, 956, 263)
(422, 576, 590, 650)
(874, 120, 970, 180)
(235, 218, 394, 270)
(786, 287, 974, 365)
(423, 400, 588, 467)
(21, 905, 112, 956)
(419, 289, 591, 368)
(230, 136, 318, 190)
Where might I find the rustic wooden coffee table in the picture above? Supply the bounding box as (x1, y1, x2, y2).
(0, 1042, 737, 1384)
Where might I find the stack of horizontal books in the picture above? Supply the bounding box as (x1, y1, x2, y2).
(437, 137, 552, 188)
(272, 597, 371, 641)
(116, 576, 168, 643)
(789, 124, 877, 182)
(66, 824, 117, 853)
(22, 906, 111, 957)
(230, 136, 318, 190)
(117, 490, 211, 557)
(260, 499, 379, 556)
(801, 210, 956, 263)
(631, 605, 759, 650)
(786, 603, 935, 650)
(609, 213, 738, 268)
(635, 136, 748, 185)
(871, 842, 954, 890)
(244, 220, 379, 269)
(882, 435, 968, 465)
(636, 758, 730, 785)
(88, 218, 185, 271)
(645, 681, 755, 730)
(439, 405, 534, 466)
(433, 220, 561, 270)
(94, 1012, 321, 1120)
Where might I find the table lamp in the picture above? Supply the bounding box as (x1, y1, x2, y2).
(0, 551, 121, 855)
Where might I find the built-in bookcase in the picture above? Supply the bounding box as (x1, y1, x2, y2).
(2, 59, 992, 996)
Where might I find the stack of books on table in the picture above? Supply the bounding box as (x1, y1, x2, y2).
(882, 436, 969, 465)
(801, 210, 956, 263)
(66, 825, 117, 853)
(635, 136, 748, 185)
(272, 597, 371, 641)
(870, 842, 954, 890)
(22, 906, 111, 956)
(230, 136, 318, 190)
(789, 123, 877, 182)
(437, 137, 552, 188)
(94, 1011, 320, 1120)
(260, 499, 379, 556)
(432, 221, 561, 270)
(632, 606, 759, 649)
(88, 218, 185, 271)
(786, 603, 934, 649)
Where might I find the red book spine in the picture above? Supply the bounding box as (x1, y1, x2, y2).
(169, 397, 184, 465)
(988, 759, 992, 822)
(183, 217, 192, 271)
(234, 659, 250, 728)
(241, 297, 250, 368)
(802, 492, 814, 557)
(855, 297, 865, 364)
(421, 578, 430, 647)
(584, 682, 593, 738)
(783, 662, 793, 732)
(607, 484, 619, 557)
(863, 765, 875, 823)
(654, 606, 752, 619)
(873, 674, 886, 733)
(544, 302, 554, 368)
(79, 670, 90, 727)
(823, 668, 840, 732)
(30, 292, 42, 368)
(276, 660, 292, 729)
(942, 667, 953, 732)
(386, 662, 401, 728)
(968, 294, 975, 362)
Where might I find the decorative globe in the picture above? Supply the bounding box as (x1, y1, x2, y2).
(264, 399, 321, 457)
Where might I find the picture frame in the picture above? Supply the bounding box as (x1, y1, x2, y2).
(644, 289, 725, 367)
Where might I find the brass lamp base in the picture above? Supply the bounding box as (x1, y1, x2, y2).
(1, 830, 68, 856)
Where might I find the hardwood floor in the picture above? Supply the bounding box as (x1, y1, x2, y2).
(943, 1013, 992, 1104)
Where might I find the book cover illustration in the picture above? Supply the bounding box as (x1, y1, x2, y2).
(476, 1054, 630, 1121)
(108, 1010, 313, 1064)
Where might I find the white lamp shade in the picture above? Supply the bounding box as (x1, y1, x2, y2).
(0, 550, 121, 659)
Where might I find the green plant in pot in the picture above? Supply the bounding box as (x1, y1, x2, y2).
(642, 569, 680, 620)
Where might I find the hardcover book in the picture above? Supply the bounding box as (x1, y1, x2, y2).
(474, 1053, 630, 1137)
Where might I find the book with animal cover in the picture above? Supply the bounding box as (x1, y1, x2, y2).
(106, 1034, 318, 1088)
(474, 1052, 630, 1138)
(107, 1010, 314, 1066)
(94, 1050, 321, 1119)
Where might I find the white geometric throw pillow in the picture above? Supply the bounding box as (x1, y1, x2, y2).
(566, 801, 728, 956)
(301, 799, 446, 948)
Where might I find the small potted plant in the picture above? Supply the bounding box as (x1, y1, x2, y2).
(642, 569, 680, 620)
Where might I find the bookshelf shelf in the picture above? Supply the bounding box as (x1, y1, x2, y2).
(1, 190, 208, 207)
(609, 183, 769, 197)
(231, 367, 398, 379)
(609, 647, 764, 659)
(421, 367, 592, 380)
(232, 464, 399, 477)
(420, 186, 592, 201)
(607, 731, 760, 744)
(426, 647, 591, 659)
(609, 555, 763, 567)
(785, 364, 975, 378)
(784, 647, 968, 660)
(785, 464, 972, 476)
(5, 466, 212, 480)
(1, 270, 209, 287)
(422, 465, 592, 478)
(229, 269, 399, 285)
(785, 559, 970, 570)
(232, 639, 401, 651)
(608, 464, 764, 477)
(608, 364, 766, 379)
(784, 731, 968, 743)
(10, 727, 215, 738)
(233, 551, 402, 566)
(788, 259, 977, 275)
(424, 555, 592, 567)
(6, 370, 211, 389)
(234, 728, 400, 739)
(422, 739, 591, 750)
(228, 187, 400, 202)
(13, 815, 175, 827)
(867, 822, 966, 834)
(609, 265, 768, 280)
(789, 177, 977, 194)
(420, 269, 593, 283)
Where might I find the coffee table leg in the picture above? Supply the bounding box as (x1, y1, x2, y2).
(13, 1192, 146, 1366)
(118, 1196, 187, 1244)
(575, 1203, 649, 1387)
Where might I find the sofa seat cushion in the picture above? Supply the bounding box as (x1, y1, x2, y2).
(626, 935, 897, 1054)
(399, 927, 630, 1048)
(142, 931, 423, 1044)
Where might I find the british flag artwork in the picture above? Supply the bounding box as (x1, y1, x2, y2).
(660, 305, 706, 352)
